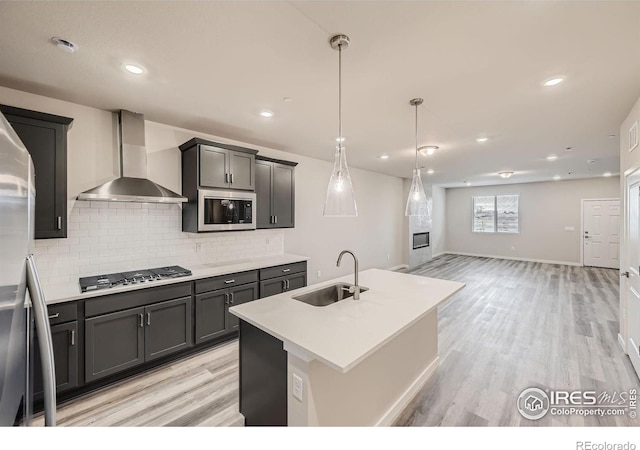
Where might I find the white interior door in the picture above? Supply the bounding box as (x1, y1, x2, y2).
(583, 199, 620, 269)
(625, 180, 640, 376)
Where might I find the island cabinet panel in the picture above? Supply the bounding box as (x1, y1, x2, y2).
(239, 320, 288, 426)
(33, 321, 78, 397)
(195, 290, 229, 344)
(144, 297, 193, 362)
(85, 307, 146, 383)
(228, 283, 258, 331)
(1, 105, 73, 239)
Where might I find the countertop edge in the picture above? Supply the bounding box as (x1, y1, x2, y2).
(44, 254, 309, 305)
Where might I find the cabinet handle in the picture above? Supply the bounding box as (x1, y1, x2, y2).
(57, 216, 62, 230)
(225, 173, 229, 183)
(274, 215, 278, 224)
(146, 312, 151, 326)
(282, 280, 287, 291)
(70, 329, 75, 346)
(48, 313, 60, 320)
(229, 292, 234, 305)
(282, 268, 290, 273)
(139, 313, 144, 328)
(286, 279, 290, 289)
(224, 279, 235, 284)
(230, 173, 234, 184)
(225, 293, 230, 305)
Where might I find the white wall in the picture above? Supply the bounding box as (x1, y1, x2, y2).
(618, 95, 640, 348)
(445, 177, 620, 265)
(0, 85, 405, 285)
(431, 185, 446, 257)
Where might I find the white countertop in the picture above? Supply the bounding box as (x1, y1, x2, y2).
(229, 268, 465, 373)
(43, 254, 309, 305)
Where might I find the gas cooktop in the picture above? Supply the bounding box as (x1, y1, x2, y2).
(79, 265, 192, 292)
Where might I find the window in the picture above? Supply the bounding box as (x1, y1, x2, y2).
(473, 194, 519, 233)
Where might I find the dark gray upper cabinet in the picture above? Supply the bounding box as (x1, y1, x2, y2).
(255, 156, 297, 229)
(180, 138, 258, 192)
(1, 105, 73, 239)
(144, 297, 193, 362)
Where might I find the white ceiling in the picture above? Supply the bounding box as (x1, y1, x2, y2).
(1, 1, 639, 186)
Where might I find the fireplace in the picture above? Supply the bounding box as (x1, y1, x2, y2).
(412, 232, 430, 249)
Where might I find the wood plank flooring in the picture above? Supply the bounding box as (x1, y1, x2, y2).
(39, 254, 640, 426)
(394, 254, 640, 426)
(33, 341, 242, 427)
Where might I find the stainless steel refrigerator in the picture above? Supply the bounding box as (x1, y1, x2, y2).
(0, 111, 56, 426)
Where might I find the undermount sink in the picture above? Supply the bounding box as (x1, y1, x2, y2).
(292, 283, 369, 307)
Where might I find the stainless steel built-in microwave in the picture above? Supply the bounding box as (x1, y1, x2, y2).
(198, 189, 256, 232)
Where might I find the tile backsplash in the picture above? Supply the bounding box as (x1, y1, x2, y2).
(34, 201, 284, 287)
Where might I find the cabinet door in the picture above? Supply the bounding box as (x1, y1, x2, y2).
(286, 272, 307, 291)
(195, 290, 229, 344)
(229, 151, 255, 191)
(144, 297, 193, 362)
(4, 114, 68, 238)
(200, 145, 229, 188)
(228, 282, 258, 331)
(255, 159, 273, 229)
(272, 164, 295, 228)
(85, 307, 145, 383)
(33, 321, 78, 397)
(259, 277, 287, 299)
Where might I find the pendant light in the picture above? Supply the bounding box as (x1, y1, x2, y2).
(324, 34, 357, 217)
(405, 98, 430, 219)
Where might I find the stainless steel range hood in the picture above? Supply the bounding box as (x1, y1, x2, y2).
(77, 110, 187, 204)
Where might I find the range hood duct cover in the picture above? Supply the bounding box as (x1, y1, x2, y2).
(77, 110, 187, 203)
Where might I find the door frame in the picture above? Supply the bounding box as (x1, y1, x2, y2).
(580, 198, 620, 267)
(621, 165, 640, 355)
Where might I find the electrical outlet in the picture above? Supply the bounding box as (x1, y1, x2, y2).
(316, 270, 321, 278)
(293, 373, 303, 401)
(564, 226, 575, 231)
(387, 254, 390, 261)
(195, 243, 202, 253)
(266, 237, 271, 245)
(510, 246, 516, 251)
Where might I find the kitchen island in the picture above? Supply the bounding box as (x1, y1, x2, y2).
(229, 268, 465, 426)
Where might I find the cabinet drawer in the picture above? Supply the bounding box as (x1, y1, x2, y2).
(195, 270, 258, 294)
(85, 282, 192, 317)
(259, 262, 306, 281)
(46, 302, 77, 325)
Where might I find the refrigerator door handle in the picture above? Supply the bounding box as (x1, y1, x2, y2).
(26, 255, 56, 427)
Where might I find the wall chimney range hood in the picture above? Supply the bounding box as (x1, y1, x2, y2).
(77, 110, 187, 204)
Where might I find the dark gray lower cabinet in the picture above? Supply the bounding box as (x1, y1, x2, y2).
(228, 283, 259, 331)
(195, 290, 229, 344)
(259, 273, 308, 299)
(34, 321, 78, 397)
(85, 307, 145, 383)
(86, 297, 194, 382)
(144, 297, 193, 362)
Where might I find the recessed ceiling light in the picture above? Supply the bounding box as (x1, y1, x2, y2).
(419, 145, 439, 156)
(587, 159, 597, 164)
(543, 76, 565, 87)
(336, 137, 346, 143)
(475, 137, 488, 143)
(464, 181, 471, 186)
(379, 154, 389, 160)
(51, 37, 78, 53)
(259, 110, 274, 118)
(603, 172, 612, 177)
(553, 175, 561, 180)
(124, 64, 144, 75)
(546, 155, 558, 161)
(608, 134, 616, 138)
(565, 147, 573, 152)
(283, 97, 292, 103)
(427, 169, 434, 175)
(498, 171, 514, 179)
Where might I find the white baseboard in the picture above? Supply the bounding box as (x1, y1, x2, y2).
(387, 264, 409, 272)
(431, 251, 447, 258)
(619, 333, 627, 354)
(375, 356, 440, 427)
(443, 251, 582, 267)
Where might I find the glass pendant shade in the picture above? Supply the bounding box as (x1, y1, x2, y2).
(324, 145, 357, 216)
(405, 168, 429, 218)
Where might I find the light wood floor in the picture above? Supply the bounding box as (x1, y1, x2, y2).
(394, 254, 640, 426)
(41, 255, 640, 426)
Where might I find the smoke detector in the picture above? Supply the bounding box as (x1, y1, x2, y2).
(51, 37, 78, 53)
